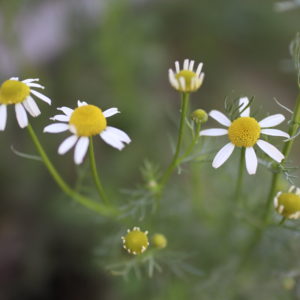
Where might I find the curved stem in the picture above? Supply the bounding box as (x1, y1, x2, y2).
(27, 124, 113, 216)
(160, 92, 190, 186)
(88, 137, 109, 204)
(235, 147, 245, 203)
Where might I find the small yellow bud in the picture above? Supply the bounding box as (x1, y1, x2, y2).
(191, 109, 208, 124)
(121, 227, 149, 255)
(274, 186, 300, 219)
(282, 277, 295, 290)
(152, 233, 167, 249)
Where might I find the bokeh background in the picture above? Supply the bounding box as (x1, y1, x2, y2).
(1, 0, 300, 299)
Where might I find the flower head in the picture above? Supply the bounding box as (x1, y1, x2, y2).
(200, 97, 289, 174)
(44, 100, 131, 164)
(0, 77, 51, 130)
(274, 186, 300, 219)
(152, 233, 167, 249)
(121, 227, 149, 255)
(169, 59, 204, 92)
(191, 109, 208, 124)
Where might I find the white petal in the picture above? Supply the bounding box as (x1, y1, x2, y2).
(43, 123, 69, 133)
(30, 89, 51, 105)
(189, 60, 195, 71)
(77, 100, 88, 107)
(58, 135, 78, 155)
(200, 128, 228, 136)
(10, 77, 19, 81)
(103, 108, 120, 118)
(74, 136, 89, 164)
(57, 106, 73, 116)
(239, 97, 250, 117)
(0, 105, 7, 131)
(175, 61, 180, 73)
(105, 126, 131, 143)
(260, 129, 289, 138)
(245, 147, 257, 175)
(15, 104, 28, 128)
(256, 139, 284, 163)
(212, 143, 235, 168)
(209, 110, 231, 127)
(100, 127, 130, 150)
(196, 62, 203, 76)
(259, 114, 285, 128)
(22, 78, 39, 83)
(183, 59, 189, 70)
(27, 83, 45, 89)
(23, 96, 41, 117)
(50, 114, 70, 122)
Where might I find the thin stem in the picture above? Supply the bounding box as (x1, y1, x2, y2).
(235, 147, 245, 203)
(279, 216, 286, 225)
(88, 137, 109, 204)
(27, 124, 113, 216)
(160, 92, 190, 186)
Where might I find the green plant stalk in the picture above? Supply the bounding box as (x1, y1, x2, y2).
(160, 92, 190, 186)
(27, 124, 113, 216)
(235, 147, 245, 203)
(263, 92, 300, 221)
(89, 137, 109, 204)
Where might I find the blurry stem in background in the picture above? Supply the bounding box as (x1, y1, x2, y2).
(160, 92, 190, 187)
(89, 137, 109, 204)
(234, 147, 245, 203)
(263, 92, 300, 222)
(27, 124, 113, 217)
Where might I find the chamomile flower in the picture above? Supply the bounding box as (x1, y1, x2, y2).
(44, 100, 131, 164)
(274, 186, 300, 219)
(168, 59, 204, 92)
(200, 97, 289, 175)
(121, 227, 149, 255)
(0, 77, 51, 130)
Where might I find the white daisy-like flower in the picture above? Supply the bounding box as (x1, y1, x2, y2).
(274, 186, 300, 219)
(0, 77, 51, 130)
(200, 97, 290, 175)
(168, 59, 204, 92)
(43, 100, 131, 165)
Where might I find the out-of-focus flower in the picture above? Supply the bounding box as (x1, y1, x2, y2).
(121, 227, 149, 255)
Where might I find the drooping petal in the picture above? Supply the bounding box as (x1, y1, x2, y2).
(50, 114, 70, 122)
(239, 97, 250, 117)
(15, 103, 28, 128)
(30, 89, 51, 105)
(23, 96, 41, 117)
(260, 128, 290, 138)
(74, 136, 89, 164)
(57, 106, 73, 116)
(259, 114, 285, 128)
(209, 110, 231, 127)
(43, 123, 69, 133)
(256, 139, 284, 163)
(245, 147, 257, 175)
(58, 135, 78, 155)
(103, 108, 120, 118)
(200, 128, 228, 136)
(10, 77, 19, 81)
(22, 78, 39, 83)
(212, 142, 235, 168)
(26, 83, 45, 89)
(100, 126, 130, 150)
(0, 105, 7, 131)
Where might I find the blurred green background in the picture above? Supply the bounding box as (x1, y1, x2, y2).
(1, 0, 300, 299)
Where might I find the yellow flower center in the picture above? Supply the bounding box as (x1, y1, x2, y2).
(277, 193, 300, 218)
(69, 105, 107, 137)
(228, 117, 260, 147)
(175, 70, 197, 92)
(122, 227, 149, 255)
(0, 80, 30, 105)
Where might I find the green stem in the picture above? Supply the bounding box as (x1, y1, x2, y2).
(88, 137, 109, 204)
(160, 92, 190, 186)
(279, 216, 286, 225)
(235, 147, 245, 203)
(27, 124, 113, 216)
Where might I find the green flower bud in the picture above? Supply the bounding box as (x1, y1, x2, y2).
(191, 109, 208, 123)
(152, 233, 167, 249)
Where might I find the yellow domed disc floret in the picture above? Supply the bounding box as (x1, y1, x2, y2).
(121, 227, 149, 255)
(69, 105, 107, 137)
(175, 70, 197, 92)
(276, 193, 300, 219)
(0, 80, 30, 105)
(228, 117, 260, 147)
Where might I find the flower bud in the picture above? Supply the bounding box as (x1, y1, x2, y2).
(152, 233, 167, 249)
(191, 109, 208, 124)
(121, 227, 149, 255)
